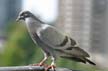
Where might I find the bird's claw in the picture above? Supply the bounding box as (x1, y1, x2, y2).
(45, 65, 56, 71)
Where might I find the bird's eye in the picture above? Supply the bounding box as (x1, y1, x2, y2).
(24, 14, 28, 16)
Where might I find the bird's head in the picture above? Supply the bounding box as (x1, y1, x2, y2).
(16, 11, 44, 23)
(16, 11, 34, 22)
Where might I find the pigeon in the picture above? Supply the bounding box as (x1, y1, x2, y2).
(16, 11, 96, 70)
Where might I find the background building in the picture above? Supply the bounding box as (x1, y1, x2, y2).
(0, 0, 21, 34)
(0, 0, 21, 52)
(56, 0, 108, 68)
(56, 0, 92, 52)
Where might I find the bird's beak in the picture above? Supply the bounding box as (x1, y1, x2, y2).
(16, 16, 22, 22)
(16, 16, 25, 22)
(16, 17, 20, 22)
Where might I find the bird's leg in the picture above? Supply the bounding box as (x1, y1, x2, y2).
(37, 56, 48, 66)
(31, 54, 49, 67)
(46, 57, 56, 71)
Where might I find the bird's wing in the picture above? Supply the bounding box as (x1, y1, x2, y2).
(63, 46, 90, 57)
(36, 24, 76, 48)
(36, 24, 89, 57)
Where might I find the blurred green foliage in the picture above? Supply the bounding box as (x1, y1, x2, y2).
(0, 22, 98, 71)
(0, 22, 38, 66)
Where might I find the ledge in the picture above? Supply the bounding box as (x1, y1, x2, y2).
(0, 66, 81, 71)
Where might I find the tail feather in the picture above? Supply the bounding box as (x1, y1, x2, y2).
(86, 58, 96, 65)
(60, 56, 96, 65)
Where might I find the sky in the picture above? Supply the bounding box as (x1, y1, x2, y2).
(22, 0, 58, 23)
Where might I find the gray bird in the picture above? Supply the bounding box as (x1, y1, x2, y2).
(16, 11, 96, 70)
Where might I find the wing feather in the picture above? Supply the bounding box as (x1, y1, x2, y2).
(36, 24, 90, 57)
(37, 25, 68, 48)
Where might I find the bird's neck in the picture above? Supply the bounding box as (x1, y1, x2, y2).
(25, 17, 43, 32)
(30, 14, 44, 24)
(26, 17, 41, 25)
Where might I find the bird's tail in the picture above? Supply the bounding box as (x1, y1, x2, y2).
(60, 56, 96, 65)
(86, 58, 96, 65)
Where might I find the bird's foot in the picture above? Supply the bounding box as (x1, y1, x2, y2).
(45, 65, 56, 71)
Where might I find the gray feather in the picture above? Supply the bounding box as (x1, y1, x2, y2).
(61, 56, 96, 65)
(37, 25, 67, 48)
(54, 46, 90, 57)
